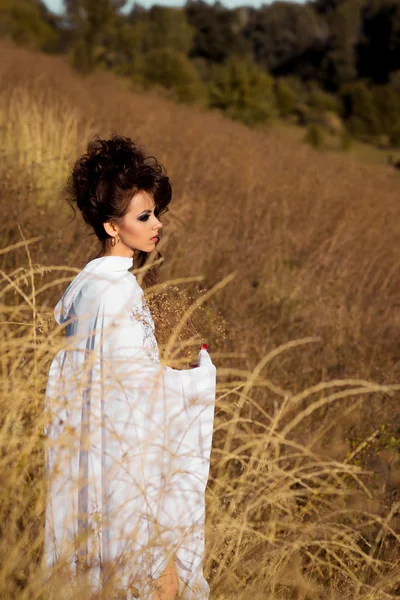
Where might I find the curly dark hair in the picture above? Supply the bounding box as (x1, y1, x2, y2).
(65, 133, 171, 287)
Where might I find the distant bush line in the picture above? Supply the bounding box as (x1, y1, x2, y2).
(2, 0, 400, 147)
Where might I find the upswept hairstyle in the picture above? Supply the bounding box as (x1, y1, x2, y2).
(65, 133, 171, 286)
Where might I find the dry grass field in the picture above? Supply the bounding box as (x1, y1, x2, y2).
(0, 40, 400, 599)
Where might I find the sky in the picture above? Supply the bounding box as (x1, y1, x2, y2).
(43, 0, 303, 15)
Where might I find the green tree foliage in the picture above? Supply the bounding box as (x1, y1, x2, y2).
(243, 2, 328, 77)
(341, 81, 381, 138)
(306, 82, 342, 114)
(208, 56, 277, 126)
(106, 6, 195, 79)
(275, 77, 299, 118)
(104, 18, 153, 78)
(341, 80, 400, 143)
(304, 124, 324, 148)
(0, 0, 60, 51)
(146, 6, 194, 55)
(185, 0, 249, 63)
(340, 128, 353, 150)
(320, 0, 363, 91)
(109, 22, 140, 76)
(371, 84, 400, 143)
(142, 47, 206, 104)
(65, 0, 125, 73)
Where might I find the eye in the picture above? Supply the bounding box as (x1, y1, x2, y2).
(138, 214, 150, 222)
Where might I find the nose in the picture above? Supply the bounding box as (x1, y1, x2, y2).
(154, 218, 163, 231)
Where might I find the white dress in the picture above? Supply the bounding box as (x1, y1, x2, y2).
(43, 255, 217, 599)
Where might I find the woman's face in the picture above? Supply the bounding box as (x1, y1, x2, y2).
(104, 190, 163, 256)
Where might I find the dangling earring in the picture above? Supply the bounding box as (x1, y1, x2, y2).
(111, 233, 119, 247)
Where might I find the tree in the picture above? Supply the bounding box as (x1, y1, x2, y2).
(185, 0, 249, 63)
(64, 0, 126, 73)
(306, 81, 341, 113)
(147, 6, 194, 55)
(371, 83, 400, 142)
(92, 5, 196, 79)
(106, 18, 152, 77)
(304, 124, 324, 148)
(142, 47, 206, 104)
(321, 0, 363, 91)
(0, 0, 60, 51)
(340, 81, 381, 138)
(208, 56, 277, 126)
(243, 2, 328, 78)
(275, 77, 299, 118)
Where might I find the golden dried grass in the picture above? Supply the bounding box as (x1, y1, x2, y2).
(0, 40, 399, 598)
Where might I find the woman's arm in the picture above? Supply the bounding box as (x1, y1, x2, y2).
(80, 280, 216, 549)
(94, 282, 216, 409)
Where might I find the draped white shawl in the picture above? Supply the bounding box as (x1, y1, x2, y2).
(43, 255, 216, 599)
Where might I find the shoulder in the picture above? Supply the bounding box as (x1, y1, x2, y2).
(81, 272, 139, 298)
(80, 272, 142, 313)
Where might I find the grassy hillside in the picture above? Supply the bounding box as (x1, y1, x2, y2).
(272, 120, 400, 167)
(0, 40, 399, 599)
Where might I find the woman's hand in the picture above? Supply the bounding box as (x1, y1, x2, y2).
(189, 344, 210, 368)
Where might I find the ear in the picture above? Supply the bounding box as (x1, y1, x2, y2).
(103, 221, 119, 237)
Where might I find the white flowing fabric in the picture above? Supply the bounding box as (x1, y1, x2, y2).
(43, 255, 216, 599)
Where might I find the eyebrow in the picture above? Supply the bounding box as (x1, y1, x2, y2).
(137, 209, 153, 216)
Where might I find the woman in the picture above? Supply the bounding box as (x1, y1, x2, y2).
(43, 135, 217, 600)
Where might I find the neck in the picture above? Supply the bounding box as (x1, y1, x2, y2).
(96, 243, 135, 259)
